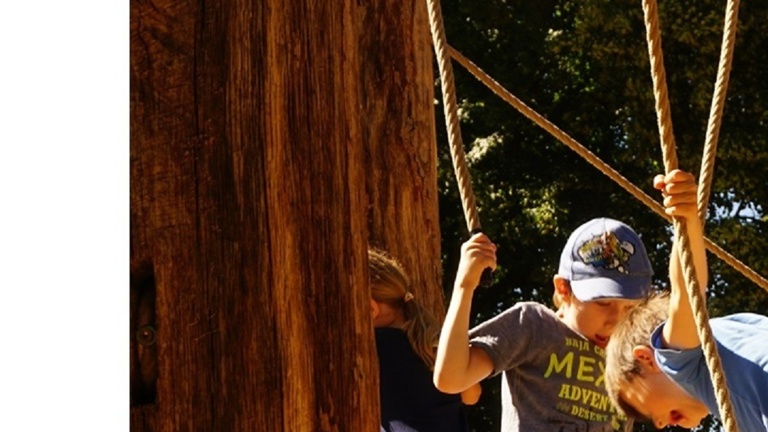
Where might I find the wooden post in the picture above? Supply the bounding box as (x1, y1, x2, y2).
(361, 1, 444, 318)
(130, 0, 439, 430)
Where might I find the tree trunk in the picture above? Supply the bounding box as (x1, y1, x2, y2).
(361, 1, 444, 319)
(130, 0, 439, 430)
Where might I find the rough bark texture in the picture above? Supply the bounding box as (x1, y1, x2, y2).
(130, 0, 440, 430)
(361, 1, 444, 319)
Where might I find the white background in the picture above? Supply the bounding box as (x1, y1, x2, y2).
(0, 2, 128, 430)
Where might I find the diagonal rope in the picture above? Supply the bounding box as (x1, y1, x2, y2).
(425, 0, 481, 233)
(698, 0, 740, 224)
(446, 45, 768, 294)
(641, 0, 738, 430)
(447, 48, 661, 216)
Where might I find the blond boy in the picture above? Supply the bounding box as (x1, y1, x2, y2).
(605, 170, 768, 430)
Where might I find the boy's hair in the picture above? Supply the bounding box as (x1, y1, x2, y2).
(368, 247, 441, 369)
(605, 292, 670, 418)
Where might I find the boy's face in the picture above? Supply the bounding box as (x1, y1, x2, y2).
(620, 350, 709, 429)
(563, 294, 640, 348)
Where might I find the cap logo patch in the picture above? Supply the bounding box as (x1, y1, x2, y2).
(577, 232, 635, 274)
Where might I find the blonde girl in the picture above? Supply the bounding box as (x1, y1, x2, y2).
(369, 247, 479, 432)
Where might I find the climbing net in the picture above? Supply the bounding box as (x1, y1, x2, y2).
(426, 0, 756, 430)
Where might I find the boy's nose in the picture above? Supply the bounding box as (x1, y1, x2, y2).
(605, 305, 621, 326)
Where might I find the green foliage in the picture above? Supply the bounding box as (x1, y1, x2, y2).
(435, 0, 768, 430)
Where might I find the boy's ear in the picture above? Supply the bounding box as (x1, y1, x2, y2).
(553, 276, 572, 301)
(631, 345, 661, 373)
(370, 299, 380, 320)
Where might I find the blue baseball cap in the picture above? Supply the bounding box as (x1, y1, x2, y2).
(558, 218, 653, 301)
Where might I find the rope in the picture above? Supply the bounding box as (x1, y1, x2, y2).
(425, 0, 481, 233)
(641, 0, 738, 429)
(641, 0, 678, 170)
(698, 0, 740, 224)
(447, 45, 768, 294)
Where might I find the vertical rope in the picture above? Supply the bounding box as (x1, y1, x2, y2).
(425, 0, 481, 233)
(641, 0, 678, 167)
(698, 0, 740, 224)
(641, 0, 739, 430)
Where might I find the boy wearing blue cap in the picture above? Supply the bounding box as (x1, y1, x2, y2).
(434, 218, 653, 432)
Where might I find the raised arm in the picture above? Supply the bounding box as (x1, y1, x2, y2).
(654, 169, 709, 350)
(433, 233, 497, 394)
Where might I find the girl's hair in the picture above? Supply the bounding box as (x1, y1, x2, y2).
(368, 247, 442, 369)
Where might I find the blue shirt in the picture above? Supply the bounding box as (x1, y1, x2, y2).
(375, 327, 469, 432)
(651, 313, 768, 431)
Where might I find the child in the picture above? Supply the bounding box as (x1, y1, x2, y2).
(604, 169, 768, 430)
(433, 217, 654, 431)
(369, 247, 480, 432)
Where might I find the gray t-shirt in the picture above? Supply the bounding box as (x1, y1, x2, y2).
(469, 302, 626, 432)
